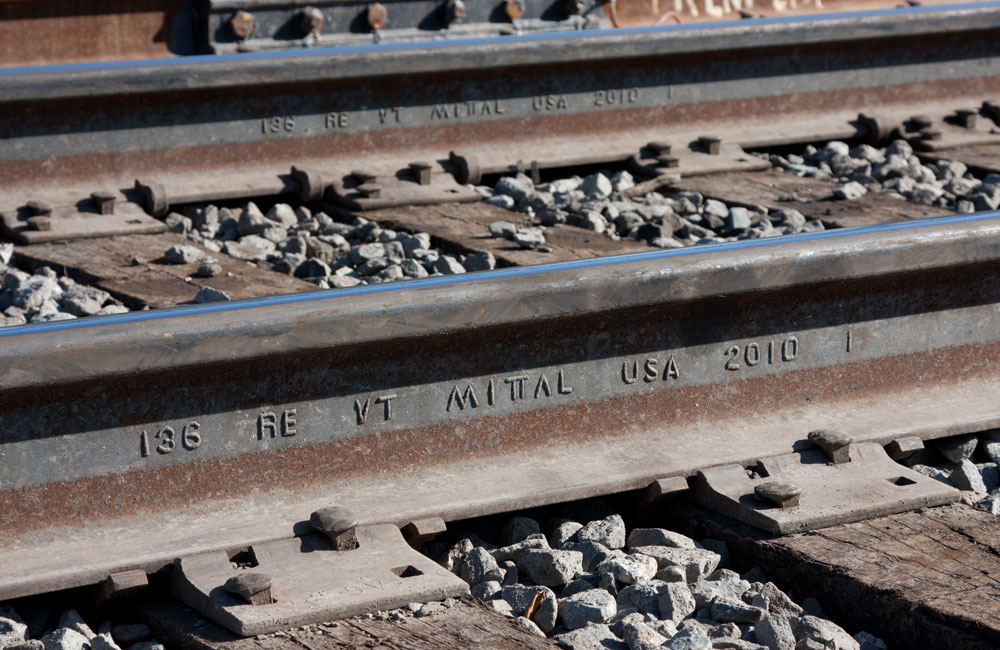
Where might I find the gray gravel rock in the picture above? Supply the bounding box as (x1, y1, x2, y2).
(554, 623, 627, 650)
(223, 235, 274, 262)
(486, 195, 516, 209)
(295, 258, 332, 279)
(195, 262, 223, 278)
(933, 433, 979, 463)
(461, 547, 504, 585)
(193, 286, 231, 303)
(597, 554, 658, 585)
(852, 631, 886, 650)
(724, 208, 752, 232)
(711, 597, 766, 623)
(41, 629, 90, 650)
(793, 615, 859, 650)
(616, 580, 669, 616)
(61, 285, 110, 316)
(164, 213, 192, 233)
(0, 615, 28, 647)
(500, 516, 541, 546)
(266, 204, 298, 228)
(560, 541, 616, 573)
(755, 615, 795, 650)
(515, 616, 546, 637)
(488, 221, 518, 238)
(627, 529, 696, 550)
(91, 634, 121, 650)
(110, 625, 149, 646)
(463, 251, 496, 272)
(518, 548, 583, 587)
(949, 458, 986, 492)
(59, 609, 95, 640)
(471, 580, 501, 600)
(551, 520, 584, 548)
(581, 173, 613, 198)
(622, 619, 668, 650)
(570, 514, 626, 550)
(434, 255, 466, 275)
(759, 582, 802, 617)
(513, 228, 546, 249)
(973, 493, 1000, 515)
(14, 275, 62, 311)
(495, 176, 535, 204)
(691, 576, 750, 608)
(558, 589, 617, 630)
(633, 546, 722, 582)
(832, 181, 867, 200)
(238, 203, 271, 236)
(663, 625, 712, 650)
(658, 581, 696, 624)
(491, 534, 550, 563)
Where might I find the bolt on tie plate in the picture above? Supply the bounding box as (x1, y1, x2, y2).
(297, 7, 325, 37)
(230, 10, 255, 40)
(223, 572, 274, 606)
(310, 506, 360, 550)
(698, 135, 721, 155)
(90, 191, 116, 215)
(409, 161, 433, 185)
(808, 429, 854, 464)
(754, 482, 801, 508)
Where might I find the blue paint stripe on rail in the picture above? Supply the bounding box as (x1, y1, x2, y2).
(1, 1, 996, 76)
(3, 210, 999, 338)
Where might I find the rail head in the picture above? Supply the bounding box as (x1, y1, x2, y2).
(2, 2, 1000, 101)
(2, 212, 1000, 391)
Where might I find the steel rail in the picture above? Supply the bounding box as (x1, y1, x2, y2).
(3, 2, 1000, 211)
(4, 213, 1000, 597)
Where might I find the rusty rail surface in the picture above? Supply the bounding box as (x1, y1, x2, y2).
(0, 0, 975, 65)
(3, 3, 1000, 221)
(3, 212, 1000, 597)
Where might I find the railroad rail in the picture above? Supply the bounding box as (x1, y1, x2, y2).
(4, 212, 1000, 620)
(4, 2, 1000, 242)
(4, 1, 1000, 639)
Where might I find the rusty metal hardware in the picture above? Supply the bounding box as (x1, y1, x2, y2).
(310, 506, 360, 550)
(1, 197, 165, 244)
(367, 3, 388, 29)
(442, 0, 467, 25)
(7, 214, 1000, 601)
(807, 429, 853, 464)
(99, 570, 148, 601)
(230, 10, 255, 40)
(409, 161, 433, 185)
(402, 517, 448, 547)
(172, 524, 469, 635)
(697, 135, 722, 155)
(886, 436, 924, 460)
(330, 168, 480, 210)
(694, 442, 959, 534)
(297, 7, 325, 36)
(953, 108, 978, 129)
(642, 477, 689, 502)
(505, 0, 526, 19)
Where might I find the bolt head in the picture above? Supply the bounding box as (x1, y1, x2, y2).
(754, 481, 801, 508)
(26, 200, 53, 216)
(367, 3, 388, 29)
(444, 0, 467, 24)
(808, 429, 853, 450)
(297, 7, 325, 36)
(505, 0, 526, 19)
(230, 10, 255, 40)
(310, 506, 359, 535)
(565, 0, 585, 14)
(224, 572, 272, 598)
